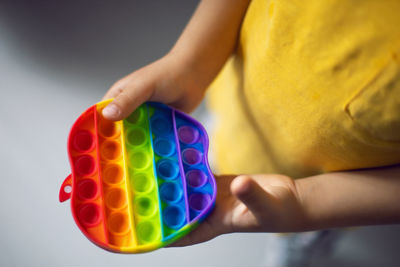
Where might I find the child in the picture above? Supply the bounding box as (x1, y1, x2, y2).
(102, 0, 400, 255)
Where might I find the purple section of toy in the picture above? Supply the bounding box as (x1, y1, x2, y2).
(171, 111, 191, 223)
(173, 109, 216, 223)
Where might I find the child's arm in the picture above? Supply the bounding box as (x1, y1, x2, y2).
(102, 0, 250, 120)
(171, 165, 400, 246)
(296, 165, 400, 229)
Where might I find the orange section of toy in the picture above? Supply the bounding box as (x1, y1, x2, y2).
(94, 104, 137, 249)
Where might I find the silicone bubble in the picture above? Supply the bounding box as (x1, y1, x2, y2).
(186, 169, 207, 188)
(126, 107, 143, 125)
(135, 196, 157, 217)
(132, 173, 154, 194)
(106, 188, 127, 210)
(130, 151, 151, 170)
(154, 138, 175, 157)
(75, 155, 96, 176)
(160, 182, 182, 203)
(136, 221, 160, 243)
(126, 127, 147, 147)
(77, 179, 98, 200)
(151, 116, 171, 135)
(101, 140, 122, 161)
(108, 212, 130, 235)
(157, 159, 179, 180)
(182, 148, 202, 165)
(189, 193, 211, 212)
(163, 205, 185, 229)
(103, 164, 124, 185)
(79, 203, 101, 227)
(178, 126, 199, 144)
(73, 130, 94, 152)
(60, 100, 216, 253)
(99, 117, 120, 138)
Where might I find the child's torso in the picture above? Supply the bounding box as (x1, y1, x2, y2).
(208, 0, 400, 178)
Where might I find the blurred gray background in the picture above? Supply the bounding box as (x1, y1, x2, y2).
(0, 1, 399, 266)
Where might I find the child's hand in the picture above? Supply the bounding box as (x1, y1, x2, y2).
(102, 0, 251, 121)
(171, 173, 306, 246)
(171, 166, 400, 247)
(102, 54, 206, 121)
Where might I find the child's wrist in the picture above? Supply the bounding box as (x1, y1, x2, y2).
(164, 51, 210, 94)
(293, 178, 316, 231)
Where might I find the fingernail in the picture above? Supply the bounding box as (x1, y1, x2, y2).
(102, 104, 120, 118)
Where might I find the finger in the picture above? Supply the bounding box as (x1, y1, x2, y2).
(102, 78, 154, 121)
(102, 84, 122, 101)
(168, 218, 217, 247)
(102, 77, 130, 101)
(230, 175, 275, 219)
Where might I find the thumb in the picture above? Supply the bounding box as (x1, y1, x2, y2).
(102, 78, 154, 121)
(230, 175, 276, 219)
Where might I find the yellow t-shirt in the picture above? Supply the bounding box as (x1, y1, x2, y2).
(208, 0, 400, 178)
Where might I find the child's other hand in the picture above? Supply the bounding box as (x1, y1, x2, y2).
(102, 54, 206, 121)
(171, 166, 400, 247)
(171, 174, 306, 247)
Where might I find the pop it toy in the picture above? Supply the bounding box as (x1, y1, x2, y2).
(59, 100, 216, 253)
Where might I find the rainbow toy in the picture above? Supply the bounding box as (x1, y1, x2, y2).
(59, 99, 216, 253)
